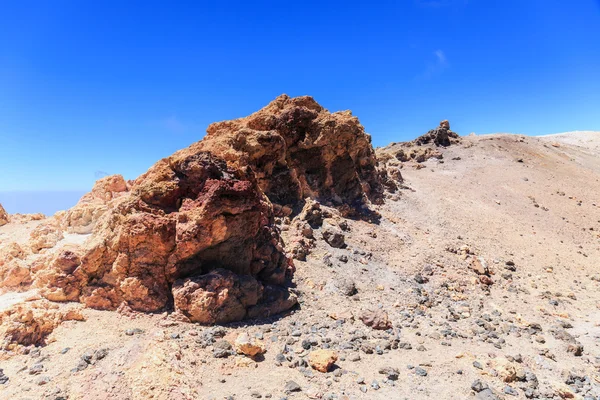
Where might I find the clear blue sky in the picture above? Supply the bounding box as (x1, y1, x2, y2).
(1, 0, 599, 201)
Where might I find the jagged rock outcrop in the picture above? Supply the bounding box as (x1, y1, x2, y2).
(196, 95, 386, 213)
(0, 300, 84, 349)
(35, 151, 296, 323)
(0, 204, 9, 226)
(376, 120, 461, 165)
(4, 95, 398, 325)
(0, 243, 31, 288)
(61, 174, 130, 234)
(414, 120, 460, 147)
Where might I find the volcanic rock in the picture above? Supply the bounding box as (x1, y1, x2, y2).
(197, 94, 386, 212)
(0, 300, 84, 349)
(308, 349, 338, 372)
(234, 332, 266, 357)
(35, 151, 296, 323)
(414, 120, 460, 147)
(360, 309, 392, 330)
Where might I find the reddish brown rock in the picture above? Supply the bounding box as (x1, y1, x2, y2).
(36, 151, 295, 323)
(197, 94, 386, 212)
(360, 309, 392, 330)
(0, 300, 85, 349)
(23, 95, 395, 324)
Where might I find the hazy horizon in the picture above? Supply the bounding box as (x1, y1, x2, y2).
(0, 190, 86, 216)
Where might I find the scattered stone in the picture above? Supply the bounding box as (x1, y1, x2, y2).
(235, 333, 266, 357)
(284, 381, 301, 393)
(95, 348, 109, 360)
(472, 380, 490, 393)
(360, 310, 392, 330)
(0, 369, 8, 384)
(336, 277, 357, 296)
(378, 366, 399, 381)
(308, 350, 338, 372)
(29, 363, 44, 375)
(322, 228, 346, 249)
(213, 339, 233, 358)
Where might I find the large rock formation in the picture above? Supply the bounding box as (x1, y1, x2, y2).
(2, 94, 396, 325)
(196, 95, 385, 213)
(35, 151, 296, 323)
(0, 204, 9, 226)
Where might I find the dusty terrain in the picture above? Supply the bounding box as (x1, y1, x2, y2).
(0, 98, 598, 400)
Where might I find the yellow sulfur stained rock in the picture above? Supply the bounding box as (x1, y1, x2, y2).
(308, 349, 338, 372)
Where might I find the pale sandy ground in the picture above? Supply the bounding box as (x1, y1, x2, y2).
(0, 132, 598, 400)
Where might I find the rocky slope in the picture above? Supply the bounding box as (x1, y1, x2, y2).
(0, 99, 598, 400)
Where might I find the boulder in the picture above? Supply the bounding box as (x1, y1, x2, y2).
(35, 151, 296, 324)
(322, 227, 346, 248)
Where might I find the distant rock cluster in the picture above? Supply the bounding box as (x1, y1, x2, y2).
(414, 119, 460, 147)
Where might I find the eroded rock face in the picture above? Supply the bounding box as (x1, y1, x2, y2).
(3, 95, 396, 326)
(35, 151, 296, 323)
(197, 94, 385, 212)
(61, 174, 130, 234)
(0, 204, 8, 226)
(0, 300, 85, 349)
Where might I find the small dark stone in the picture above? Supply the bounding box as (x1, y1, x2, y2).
(125, 328, 144, 336)
(378, 367, 399, 381)
(213, 340, 233, 358)
(503, 385, 518, 396)
(29, 364, 44, 375)
(415, 367, 427, 376)
(95, 348, 109, 360)
(471, 379, 489, 392)
(284, 380, 301, 393)
(72, 359, 88, 373)
(0, 369, 8, 384)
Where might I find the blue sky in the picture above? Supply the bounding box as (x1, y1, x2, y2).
(1, 0, 599, 212)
